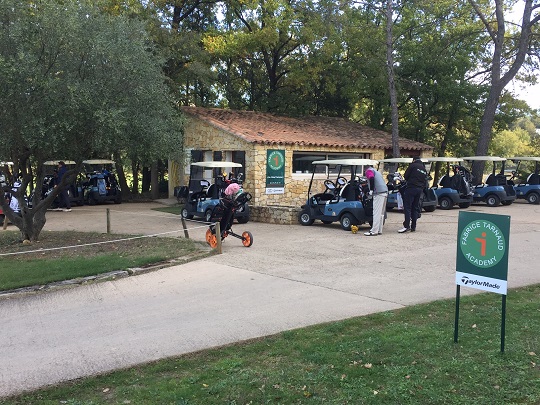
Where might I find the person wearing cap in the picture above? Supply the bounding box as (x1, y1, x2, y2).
(56, 161, 72, 212)
(363, 165, 388, 236)
(398, 157, 427, 233)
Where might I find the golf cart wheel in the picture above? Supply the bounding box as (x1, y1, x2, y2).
(298, 210, 315, 226)
(340, 213, 357, 231)
(486, 194, 500, 207)
(88, 197, 96, 206)
(458, 202, 471, 209)
(501, 200, 512, 206)
(242, 231, 253, 247)
(181, 207, 194, 220)
(526, 192, 540, 204)
(205, 209, 213, 223)
(439, 197, 453, 210)
(423, 205, 436, 212)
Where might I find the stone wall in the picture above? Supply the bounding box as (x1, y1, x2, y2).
(250, 205, 302, 225)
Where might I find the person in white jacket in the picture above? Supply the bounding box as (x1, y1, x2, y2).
(364, 166, 388, 236)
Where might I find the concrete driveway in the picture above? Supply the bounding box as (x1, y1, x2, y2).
(1, 201, 540, 397)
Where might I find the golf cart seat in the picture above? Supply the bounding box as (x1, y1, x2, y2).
(525, 173, 538, 185)
(190, 179, 210, 201)
(485, 174, 497, 186)
(485, 173, 507, 186)
(206, 184, 219, 199)
(340, 183, 359, 201)
(438, 175, 452, 188)
(312, 193, 335, 205)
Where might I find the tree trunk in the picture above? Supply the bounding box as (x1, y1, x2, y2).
(142, 166, 151, 193)
(473, 85, 502, 181)
(386, 0, 400, 158)
(131, 161, 139, 194)
(0, 172, 71, 241)
(434, 102, 459, 183)
(115, 161, 131, 199)
(151, 161, 159, 199)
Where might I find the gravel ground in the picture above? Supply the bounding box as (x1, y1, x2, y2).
(1, 200, 539, 397)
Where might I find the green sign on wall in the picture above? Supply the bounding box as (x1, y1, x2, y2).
(456, 211, 510, 295)
(266, 149, 285, 194)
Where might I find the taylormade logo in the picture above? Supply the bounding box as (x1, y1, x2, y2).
(461, 276, 501, 290)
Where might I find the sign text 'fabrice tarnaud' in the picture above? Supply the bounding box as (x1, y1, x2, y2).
(456, 211, 510, 295)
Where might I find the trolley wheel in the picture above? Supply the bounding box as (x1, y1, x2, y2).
(208, 233, 218, 248)
(205, 228, 213, 244)
(242, 231, 253, 247)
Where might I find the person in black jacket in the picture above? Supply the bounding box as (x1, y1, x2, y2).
(56, 161, 72, 212)
(398, 158, 427, 233)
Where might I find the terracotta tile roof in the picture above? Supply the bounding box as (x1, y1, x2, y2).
(181, 106, 433, 151)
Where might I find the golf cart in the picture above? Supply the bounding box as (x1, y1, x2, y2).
(38, 160, 85, 208)
(180, 161, 250, 223)
(425, 157, 473, 209)
(297, 158, 378, 231)
(508, 157, 540, 204)
(82, 159, 122, 205)
(461, 156, 516, 207)
(378, 158, 438, 212)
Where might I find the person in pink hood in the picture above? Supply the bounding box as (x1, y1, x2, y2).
(224, 183, 241, 197)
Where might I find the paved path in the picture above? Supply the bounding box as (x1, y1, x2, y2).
(1, 201, 540, 397)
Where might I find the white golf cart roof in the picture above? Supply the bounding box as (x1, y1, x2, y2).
(461, 156, 506, 162)
(83, 159, 115, 164)
(311, 158, 378, 166)
(378, 157, 415, 163)
(191, 161, 242, 168)
(0, 161, 14, 165)
(44, 160, 77, 165)
(423, 157, 464, 162)
(508, 156, 540, 162)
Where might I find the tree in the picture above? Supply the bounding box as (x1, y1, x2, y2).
(489, 127, 534, 157)
(468, 0, 540, 180)
(385, 0, 400, 157)
(0, 0, 182, 241)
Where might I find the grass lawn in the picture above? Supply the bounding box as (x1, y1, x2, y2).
(0, 230, 212, 291)
(153, 206, 183, 216)
(2, 284, 539, 404)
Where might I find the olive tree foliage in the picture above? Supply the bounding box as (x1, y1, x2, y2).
(0, 0, 183, 241)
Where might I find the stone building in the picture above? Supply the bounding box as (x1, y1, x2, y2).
(169, 106, 433, 224)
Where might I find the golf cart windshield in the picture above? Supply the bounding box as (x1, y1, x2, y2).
(190, 161, 242, 183)
(508, 157, 540, 184)
(461, 156, 507, 185)
(188, 161, 244, 199)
